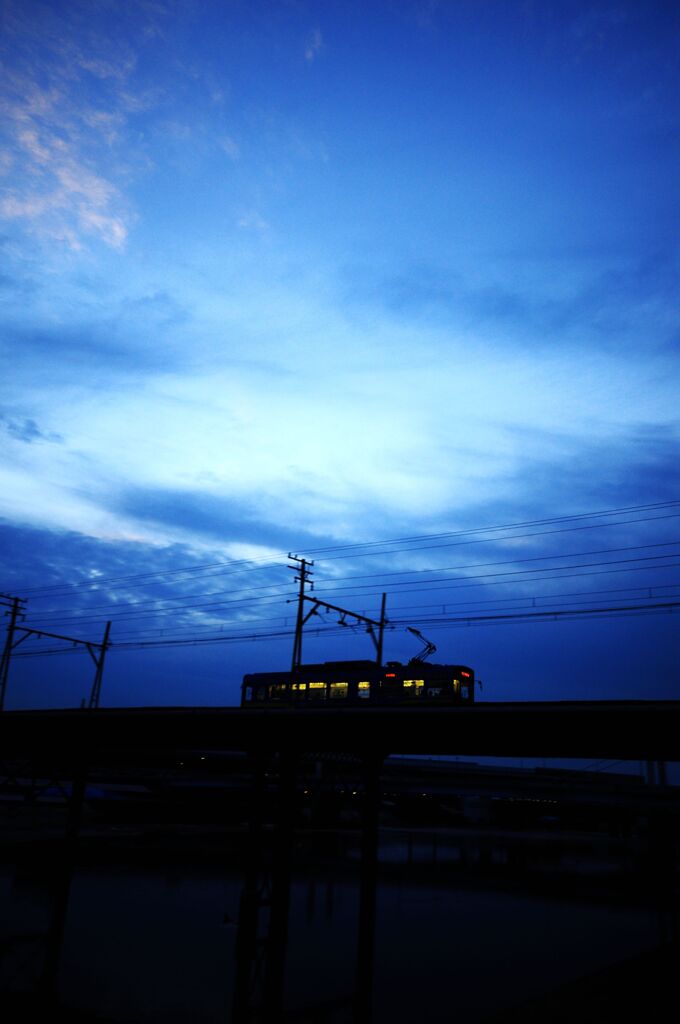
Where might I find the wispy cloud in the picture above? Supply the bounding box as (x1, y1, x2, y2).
(115, 485, 326, 552)
(341, 247, 680, 355)
(237, 210, 270, 232)
(220, 135, 241, 161)
(1, 412, 63, 445)
(305, 28, 324, 63)
(0, 115, 130, 248)
(568, 4, 629, 56)
(0, 1, 165, 250)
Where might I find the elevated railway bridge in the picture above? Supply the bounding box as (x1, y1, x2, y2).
(2, 701, 680, 1023)
(3, 700, 680, 761)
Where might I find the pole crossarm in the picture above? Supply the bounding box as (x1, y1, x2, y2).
(1, 619, 112, 712)
(287, 555, 389, 670)
(13, 626, 109, 649)
(290, 591, 388, 666)
(301, 595, 384, 631)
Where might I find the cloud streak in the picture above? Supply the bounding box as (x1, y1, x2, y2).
(305, 28, 324, 62)
(341, 246, 680, 355)
(0, 0, 167, 249)
(1, 412, 63, 444)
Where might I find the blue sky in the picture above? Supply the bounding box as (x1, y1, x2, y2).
(0, 0, 678, 709)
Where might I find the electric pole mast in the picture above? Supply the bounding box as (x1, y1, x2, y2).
(288, 555, 314, 673)
(0, 601, 112, 711)
(376, 592, 387, 668)
(88, 620, 112, 710)
(0, 594, 26, 712)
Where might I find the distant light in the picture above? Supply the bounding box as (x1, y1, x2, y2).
(461, 671, 471, 678)
(385, 672, 396, 678)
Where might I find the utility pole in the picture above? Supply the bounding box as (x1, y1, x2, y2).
(376, 593, 387, 668)
(288, 592, 389, 668)
(88, 620, 112, 710)
(0, 594, 26, 712)
(288, 555, 314, 673)
(1, 617, 113, 711)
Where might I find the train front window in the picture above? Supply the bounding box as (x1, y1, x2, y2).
(357, 680, 371, 699)
(329, 681, 348, 699)
(269, 684, 287, 700)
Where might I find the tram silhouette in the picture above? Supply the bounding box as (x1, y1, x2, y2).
(241, 659, 476, 706)
(241, 572, 477, 707)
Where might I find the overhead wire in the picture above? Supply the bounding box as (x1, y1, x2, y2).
(7, 501, 680, 663)
(19, 556, 284, 598)
(16, 500, 680, 598)
(20, 577, 677, 645)
(20, 540, 680, 625)
(311, 512, 680, 562)
(295, 500, 680, 557)
(12, 599, 679, 658)
(13, 561, 680, 640)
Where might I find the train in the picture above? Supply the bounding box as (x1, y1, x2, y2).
(241, 659, 476, 707)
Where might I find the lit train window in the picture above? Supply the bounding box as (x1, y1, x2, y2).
(357, 680, 371, 699)
(403, 679, 424, 695)
(308, 681, 327, 698)
(329, 681, 348, 699)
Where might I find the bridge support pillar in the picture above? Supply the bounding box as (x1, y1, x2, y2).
(232, 750, 298, 1024)
(40, 760, 87, 1003)
(355, 752, 383, 1024)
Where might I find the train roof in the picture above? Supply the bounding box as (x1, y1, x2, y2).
(243, 659, 473, 681)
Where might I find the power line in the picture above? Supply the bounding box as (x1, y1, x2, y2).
(27, 574, 677, 644)
(103, 590, 680, 643)
(303, 541, 680, 586)
(16, 500, 680, 597)
(389, 601, 680, 628)
(13, 599, 679, 657)
(297, 500, 680, 557)
(21, 540, 680, 624)
(25, 582, 672, 645)
(15, 561, 680, 637)
(20, 556, 283, 598)
(312, 512, 680, 562)
(23, 584, 292, 625)
(308, 558, 680, 601)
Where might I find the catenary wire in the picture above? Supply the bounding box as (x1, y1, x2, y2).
(16, 501, 680, 597)
(24, 539, 680, 620)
